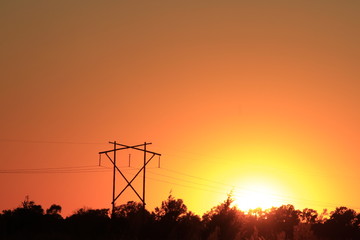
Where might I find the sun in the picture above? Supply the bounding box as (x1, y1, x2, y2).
(233, 181, 284, 211)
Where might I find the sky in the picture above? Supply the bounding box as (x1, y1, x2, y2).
(1, 0, 360, 217)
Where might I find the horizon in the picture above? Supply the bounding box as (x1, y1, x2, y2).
(0, 190, 346, 219)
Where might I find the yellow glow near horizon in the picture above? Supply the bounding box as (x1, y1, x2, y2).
(233, 182, 285, 211)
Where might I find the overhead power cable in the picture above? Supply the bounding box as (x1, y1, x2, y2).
(149, 167, 359, 211)
(0, 165, 111, 174)
(1, 163, 359, 211)
(0, 139, 103, 144)
(147, 176, 227, 196)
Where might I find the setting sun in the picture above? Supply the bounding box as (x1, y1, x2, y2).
(233, 182, 284, 211)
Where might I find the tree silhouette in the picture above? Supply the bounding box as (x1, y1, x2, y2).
(152, 194, 194, 239)
(176, 211, 202, 240)
(317, 206, 359, 240)
(112, 201, 151, 239)
(154, 194, 187, 222)
(288, 207, 319, 240)
(0, 196, 54, 239)
(2, 194, 360, 239)
(12, 196, 45, 234)
(66, 207, 110, 239)
(19, 195, 44, 215)
(113, 201, 144, 219)
(300, 208, 318, 224)
(265, 204, 300, 239)
(46, 204, 62, 216)
(202, 194, 244, 240)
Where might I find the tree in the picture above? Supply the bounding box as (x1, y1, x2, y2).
(313, 207, 360, 240)
(66, 207, 110, 238)
(328, 207, 358, 239)
(112, 201, 151, 239)
(202, 194, 244, 240)
(300, 208, 318, 224)
(177, 211, 202, 240)
(242, 208, 267, 240)
(0, 196, 45, 237)
(154, 194, 187, 222)
(293, 222, 317, 240)
(18, 195, 44, 215)
(46, 204, 61, 215)
(265, 204, 300, 239)
(46, 204, 62, 219)
(152, 194, 190, 239)
(113, 201, 144, 219)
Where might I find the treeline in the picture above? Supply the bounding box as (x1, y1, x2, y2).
(1, 195, 360, 240)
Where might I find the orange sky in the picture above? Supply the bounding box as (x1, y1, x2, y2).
(1, 1, 360, 217)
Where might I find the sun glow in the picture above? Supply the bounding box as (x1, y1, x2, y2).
(233, 182, 284, 212)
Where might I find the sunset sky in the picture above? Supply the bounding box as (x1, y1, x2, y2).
(1, 0, 360, 217)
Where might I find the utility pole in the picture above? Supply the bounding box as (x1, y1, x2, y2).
(99, 141, 161, 217)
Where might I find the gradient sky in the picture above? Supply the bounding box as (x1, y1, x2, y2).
(1, 0, 360, 216)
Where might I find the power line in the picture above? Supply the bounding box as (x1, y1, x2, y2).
(161, 167, 226, 187)
(160, 166, 332, 205)
(0, 165, 110, 174)
(0, 165, 154, 174)
(150, 167, 359, 211)
(1, 163, 358, 211)
(147, 176, 227, 196)
(0, 170, 109, 174)
(0, 139, 103, 145)
(0, 165, 99, 171)
(147, 170, 230, 194)
(0, 170, 110, 174)
(164, 152, 360, 181)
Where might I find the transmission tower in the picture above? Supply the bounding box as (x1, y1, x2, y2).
(98, 141, 161, 216)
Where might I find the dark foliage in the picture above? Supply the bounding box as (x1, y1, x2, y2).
(1, 195, 360, 240)
(65, 207, 110, 239)
(202, 194, 244, 240)
(312, 206, 360, 240)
